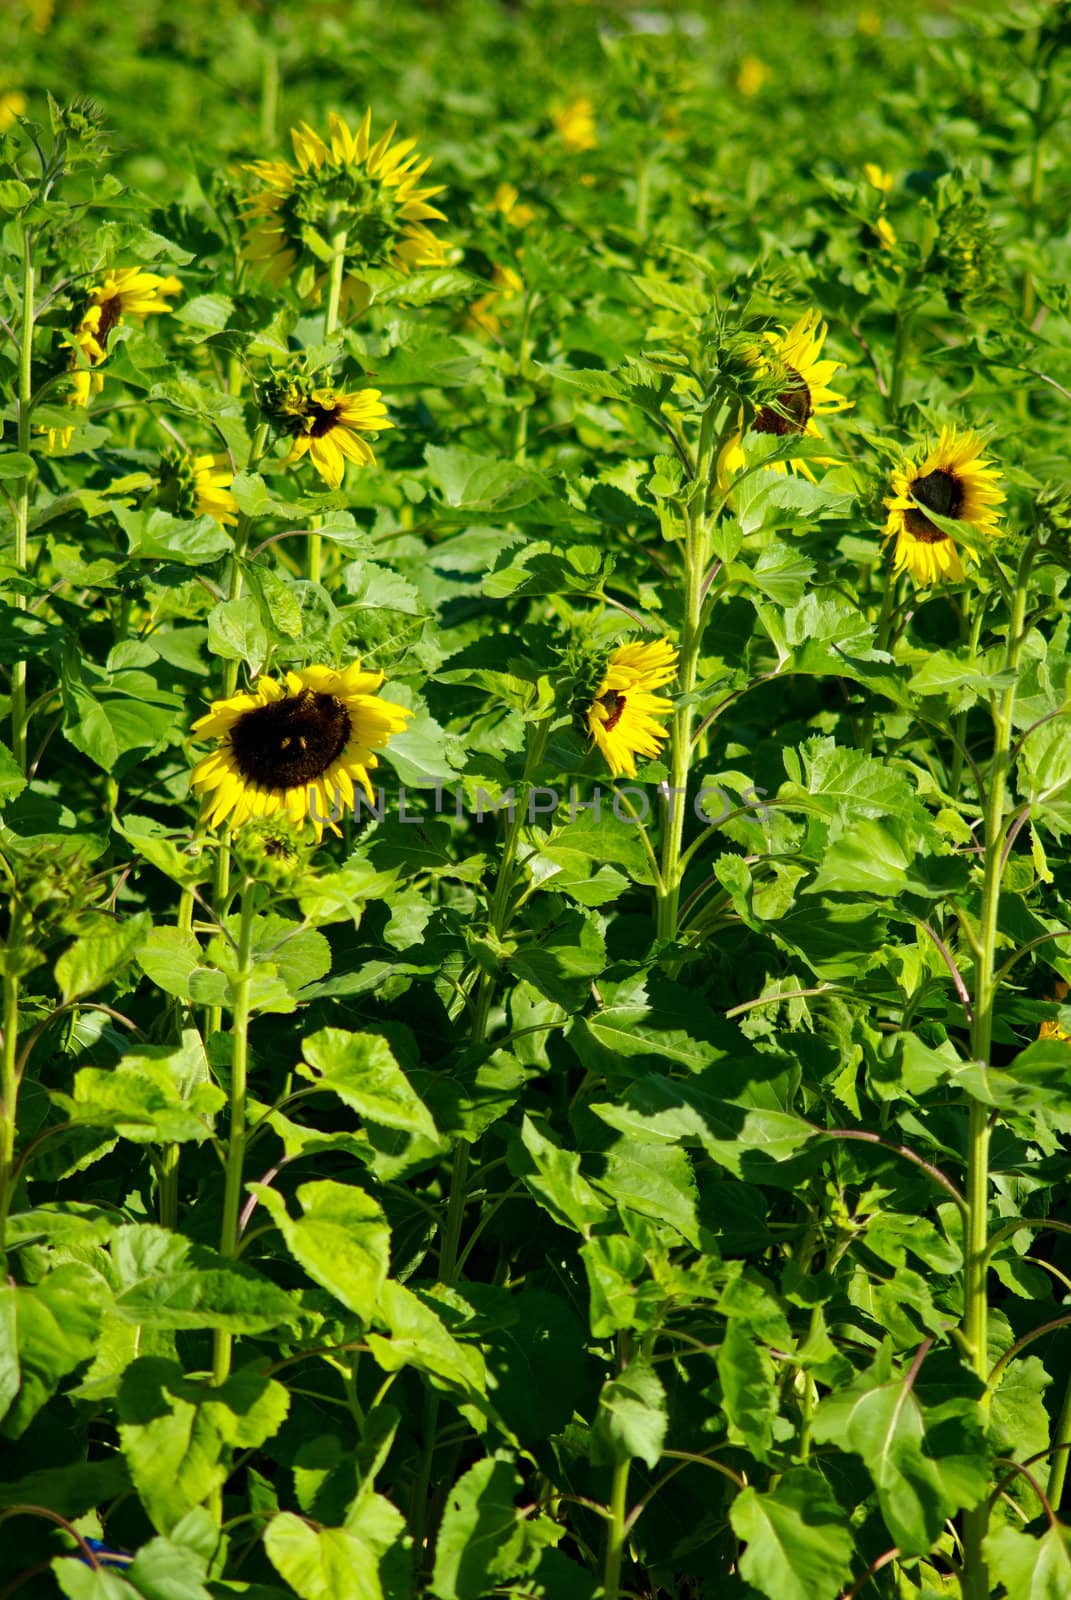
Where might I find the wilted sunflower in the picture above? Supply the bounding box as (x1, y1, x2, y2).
(158, 448, 239, 529)
(262, 378, 392, 490)
(883, 426, 1004, 585)
(190, 663, 412, 841)
(46, 268, 181, 451)
(243, 109, 449, 306)
(585, 639, 679, 780)
(717, 308, 850, 489)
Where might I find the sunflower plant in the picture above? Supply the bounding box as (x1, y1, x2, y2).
(4, 7, 1071, 1600)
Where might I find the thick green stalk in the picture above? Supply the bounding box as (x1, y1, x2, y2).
(212, 880, 257, 1388)
(1046, 1366, 1071, 1510)
(656, 507, 707, 939)
(1021, 66, 1050, 328)
(960, 565, 1031, 1600)
(307, 228, 349, 588)
(603, 1456, 631, 1600)
(0, 957, 20, 1252)
(11, 227, 35, 772)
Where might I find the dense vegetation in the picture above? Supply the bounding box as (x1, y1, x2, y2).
(2, 2, 1071, 1596)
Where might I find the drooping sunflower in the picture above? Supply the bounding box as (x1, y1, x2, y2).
(717, 309, 850, 489)
(262, 379, 392, 490)
(243, 110, 449, 305)
(190, 663, 413, 842)
(45, 268, 181, 451)
(585, 639, 679, 780)
(158, 448, 239, 529)
(882, 426, 1004, 585)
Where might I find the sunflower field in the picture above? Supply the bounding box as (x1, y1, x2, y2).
(4, 0, 1071, 1595)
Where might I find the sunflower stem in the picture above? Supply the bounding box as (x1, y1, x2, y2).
(0, 923, 23, 1253)
(960, 547, 1033, 1600)
(212, 877, 257, 1390)
(887, 304, 912, 417)
(656, 505, 707, 940)
(11, 222, 36, 773)
(1021, 57, 1051, 330)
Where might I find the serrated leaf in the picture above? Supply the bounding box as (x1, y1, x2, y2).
(729, 1468, 854, 1600)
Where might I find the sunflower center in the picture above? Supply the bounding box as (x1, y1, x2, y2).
(599, 690, 627, 732)
(93, 294, 123, 347)
(903, 468, 963, 541)
(308, 402, 342, 437)
(228, 688, 351, 789)
(752, 366, 812, 436)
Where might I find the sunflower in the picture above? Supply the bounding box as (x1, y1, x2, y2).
(585, 639, 679, 780)
(0, 89, 26, 133)
(1039, 980, 1070, 1043)
(262, 380, 391, 490)
(717, 309, 850, 489)
(243, 110, 449, 304)
(552, 95, 597, 152)
(190, 663, 413, 842)
(159, 448, 239, 529)
(882, 426, 1004, 585)
(45, 268, 181, 451)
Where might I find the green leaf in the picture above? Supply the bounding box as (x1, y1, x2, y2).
(251, 1180, 390, 1320)
(207, 597, 269, 672)
(591, 1359, 667, 1470)
(717, 1318, 777, 1461)
(56, 1037, 223, 1145)
(135, 927, 203, 999)
(263, 1514, 384, 1600)
(985, 1522, 1071, 1600)
(299, 1028, 440, 1143)
(366, 1281, 487, 1403)
(508, 910, 606, 1007)
(729, 1468, 855, 1600)
(0, 451, 34, 479)
(0, 1266, 104, 1438)
(425, 445, 549, 513)
(119, 508, 232, 565)
(174, 293, 234, 333)
(52, 1564, 139, 1599)
(118, 1357, 289, 1532)
(110, 1224, 297, 1332)
(55, 913, 152, 1002)
(431, 1454, 527, 1600)
(811, 1342, 987, 1554)
(510, 1116, 609, 1232)
(0, 739, 27, 802)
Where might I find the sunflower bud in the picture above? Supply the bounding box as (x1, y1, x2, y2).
(928, 196, 998, 307)
(231, 819, 309, 891)
(1035, 481, 1071, 554)
(156, 446, 201, 519)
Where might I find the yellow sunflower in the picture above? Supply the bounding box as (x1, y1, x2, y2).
(552, 95, 597, 152)
(0, 89, 26, 133)
(586, 639, 679, 780)
(45, 268, 181, 451)
(243, 109, 449, 304)
(882, 426, 1004, 585)
(1039, 980, 1070, 1043)
(717, 309, 850, 489)
(190, 663, 413, 842)
(264, 382, 391, 490)
(159, 448, 239, 529)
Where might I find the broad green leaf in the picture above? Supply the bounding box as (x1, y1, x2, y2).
(299, 1028, 439, 1143)
(811, 1342, 988, 1554)
(592, 1359, 667, 1469)
(55, 1043, 223, 1145)
(118, 1357, 289, 1531)
(717, 1318, 777, 1461)
(0, 740, 27, 802)
(729, 1468, 854, 1600)
(110, 1224, 296, 1332)
(52, 1563, 139, 1599)
(0, 1266, 104, 1438)
(55, 913, 152, 1002)
(263, 1514, 382, 1600)
(431, 1454, 527, 1600)
(510, 1115, 609, 1232)
(366, 1281, 487, 1403)
(251, 1180, 389, 1320)
(985, 1521, 1071, 1599)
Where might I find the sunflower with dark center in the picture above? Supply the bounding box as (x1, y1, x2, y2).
(264, 380, 392, 489)
(190, 664, 413, 841)
(716, 308, 850, 490)
(243, 109, 449, 309)
(883, 426, 1004, 585)
(584, 639, 679, 780)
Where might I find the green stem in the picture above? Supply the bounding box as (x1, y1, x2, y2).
(960, 556, 1032, 1600)
(158, 1142, 179, 1231)
(887, 304, 912, 417)
(11, 226, 35, 772)
(861, 570, 898, 758)
(0, 955, 20, 1252)
(635, 153, 651, 241)
(1046, 1367, 1071, 1511)
(212, 878, 257, 1389)
(1022, 65, 1050, 328)
(657, 506, 707, 939)
(603, 1456, 631, 1600)
(259, 44, 279, 149)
